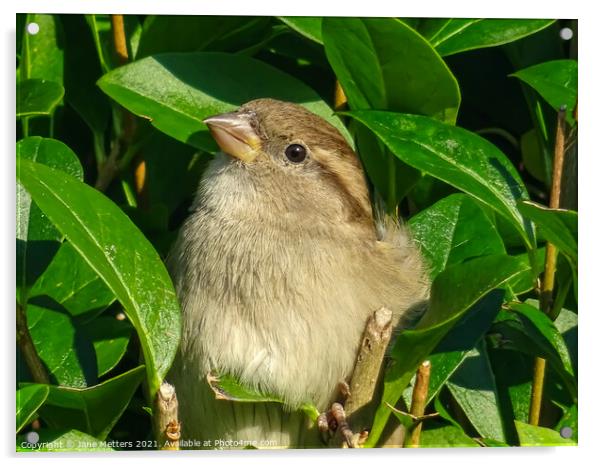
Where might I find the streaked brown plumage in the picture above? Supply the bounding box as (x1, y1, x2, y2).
(168, 98, 429, 448)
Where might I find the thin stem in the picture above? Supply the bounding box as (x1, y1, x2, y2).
(342, 307, 393, 447)
(528, 105, 567, 426)
(16, 303, 50, 384)
(405, 360, 431, 448)
(153, 382, 180, 450)
(110, 15, 129, 65)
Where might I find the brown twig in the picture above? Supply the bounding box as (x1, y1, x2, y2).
(153, 382, 180, 450)
(405, 360, 431, 448)
(110, 15, 128, 65)
(345, 308, 393, 429)
(529, 105, 567, 426)
(322, 308, 393, 447)
(16, 303, 50, 384)
(95, 15, 140, 193)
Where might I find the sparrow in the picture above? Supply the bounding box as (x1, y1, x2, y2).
(167, 98, 429, 448)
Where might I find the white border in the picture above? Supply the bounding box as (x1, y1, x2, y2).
(3, 1, 599, 466)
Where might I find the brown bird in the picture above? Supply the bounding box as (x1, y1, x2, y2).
(167, 98, 429, 448)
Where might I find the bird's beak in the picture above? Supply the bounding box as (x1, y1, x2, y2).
(203, 112, 262, 163)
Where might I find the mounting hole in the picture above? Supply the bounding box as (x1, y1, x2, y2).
(559, 27, 573, 41)
(26, 22, 40, 35)
(559, 426, 573, 438)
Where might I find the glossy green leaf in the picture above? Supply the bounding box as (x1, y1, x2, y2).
(26, 297, 98, 387)
(491, 302, 576, 400)
(402, 291, 504, 411)
(515, 420, 576, 446)
(16, 159, 181, 397)
(511, 59, 577, 125)
(20, 14, 64, 83)
(16, 384, 49, 433)
(323, 17, 460, 122)
(554, 308, 578, 373)
(17, 79, 64, 118)
(208, 373, 320, 421)
(16, 137, 83, 303)
(518, 201, 577, 265)
(98, 52, 351, 152)
(508, 301, 574, 378)
(81, 317, 132, 377)
(17, 429, 114, 451)
(278, 17, 323, 44)
(520, 128, 547, 183)
(38, 366, 145, 440)
(367, 255, 528, 447)
(84, 15, 115, 73)
(488, 348, 532, 434)
(28, 242, 115, 318)
(322, 17, 460, 209)
(506, 247, 545, 297)
(419, 424, 480, 447)
(409, 193, 506, 279)
(447, 341, 506, 442)
(136, 16, 271, 59)
(62, 15, 111, 138)
(422, 19, 555, 57)
(345, 110, 535, 248)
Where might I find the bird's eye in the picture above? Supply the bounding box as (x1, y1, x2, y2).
(284, 144, 307, 163)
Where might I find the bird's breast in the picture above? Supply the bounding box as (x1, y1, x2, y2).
(170, 209, 378, 409)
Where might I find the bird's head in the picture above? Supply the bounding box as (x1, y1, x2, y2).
(203, 99, 374, 234)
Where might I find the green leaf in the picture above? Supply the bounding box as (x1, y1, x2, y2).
(345, 110, 535, 248)
(97, 51, 351, 152)
(323, 17, 460, 122)
(17, 79, 64, 118)
(28, 242, 115, 318)
(62, 15, 111, 138)
(419, 423, 480, 447)
(19, 14, 64, 83)
(402, 291, 504, 411)
(511, 59, 577, 126)
(84, 14, 115, 73)
(278, 17, 323, 44)
(518, 201, 577, 266)
(520, 128, 547, 183)
(409, 194, 506, 279)
(492, 301, 576, 400)
(37, 366, 145, 440)
(26, 297, 98, 387)
(16, 137, 83, 303)
(207, 373, 320, 421)
(18, 429, 114, 451)
(136, 16, 271, 58)
(488, 347, 533, 434)
(208, 372, 283, 404)
(507, 301, 575, 378)
(16, 159, 181, 397)
(81, 317, 133, 377)
(554, 308, 578, 373)
(506, 248, 545, 297)
(515, 420, 576, 446)
(446, 340, 506, 442)
(16, 384, 49, 433)
(366, 254, 528, 447)
(423, 19, 555, 57)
